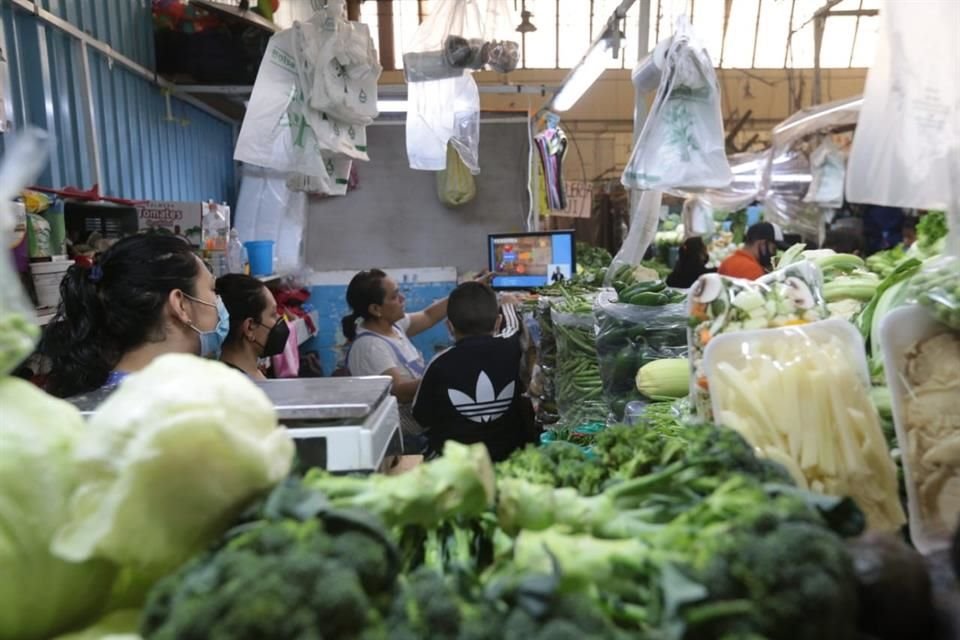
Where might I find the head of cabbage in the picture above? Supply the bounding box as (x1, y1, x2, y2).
(0, 377, 116, 640)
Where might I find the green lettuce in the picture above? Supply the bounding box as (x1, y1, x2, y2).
(0, 377, 117, 640)
(52, 354, 295, 583)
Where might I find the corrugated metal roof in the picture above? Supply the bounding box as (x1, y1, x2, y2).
(1, 1, 236, 203)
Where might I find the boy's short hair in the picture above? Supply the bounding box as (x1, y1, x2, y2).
(448, 282, 499, 336)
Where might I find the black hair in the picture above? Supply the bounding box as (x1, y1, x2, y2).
(822, 230, 863, 255)
(216, 273, 269, 347)
(41, 234, 200, 398)
(447, 282, 498, 337)
(342, 269, 387, 341)
(677, 237, 708, 267)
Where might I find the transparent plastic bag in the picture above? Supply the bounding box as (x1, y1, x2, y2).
(621, 17, 732, 191)
(704, 318, 905, 532)
(0, 129, 50, 375)
(687, 261, 829, 420)
(910, 255, 960, 329)
(552, 296, 607, 427)
(406, 74, 480, 173)
(593, 290, 688, 420)
(803, 137, 845, 208)
(532, 297, 559, 427)
(845, 1, 959, 210)
(436, 141, 476, 206)
(402, 0, 518, 82)
(603, 190, 663, 287)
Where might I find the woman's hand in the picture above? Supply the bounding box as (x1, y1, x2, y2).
(473, 269, 496, 285)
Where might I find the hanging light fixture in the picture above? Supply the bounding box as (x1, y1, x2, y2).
(516, 0, 536, 33)
(551, 25, 623, 112)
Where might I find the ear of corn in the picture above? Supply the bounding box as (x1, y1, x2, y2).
(636, 358, 690, 400)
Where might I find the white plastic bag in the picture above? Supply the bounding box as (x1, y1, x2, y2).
(804, 137, 845, 208)
(406, 74, 480, 173)
(235, 27, 365, 196)
(681, 195, 714, 237)
(295, 14, 381, 126)
(845, 1, 960, 210)
(234, 166, 307, 272)
(603, 191, 663, 286)
(622, 17, 732, 191)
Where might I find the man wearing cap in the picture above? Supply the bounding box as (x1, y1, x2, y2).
(718, 222, 780, 280)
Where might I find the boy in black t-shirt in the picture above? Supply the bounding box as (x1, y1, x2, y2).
(412, 282, 529, 462)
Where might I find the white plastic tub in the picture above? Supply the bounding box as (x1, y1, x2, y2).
(880, 305, 960, 554)
(30, 257, 72, 308)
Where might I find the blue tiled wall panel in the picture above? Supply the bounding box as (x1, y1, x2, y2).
(1, 2, 236, 203)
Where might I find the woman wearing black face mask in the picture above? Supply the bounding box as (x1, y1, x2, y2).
(216, 274, 289, 380)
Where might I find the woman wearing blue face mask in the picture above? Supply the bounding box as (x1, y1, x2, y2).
(41, 234, 230, 398)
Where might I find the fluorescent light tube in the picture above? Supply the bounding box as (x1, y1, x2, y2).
(552, 40, 611, 112)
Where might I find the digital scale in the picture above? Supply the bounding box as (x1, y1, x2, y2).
(67, 376, 399, 472)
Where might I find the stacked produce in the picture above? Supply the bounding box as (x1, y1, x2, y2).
(705, 322, 905, 532)
(777, 244, 877, 321)
(687, 262, 828, 419)
(594, 289, 688, 419)
(551, 291, 606, 427)
(530, 297, 559, 428)
(0, 355, 295, 640)
(856, 259, 924, 380)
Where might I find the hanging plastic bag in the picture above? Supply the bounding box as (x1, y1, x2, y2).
(622, 17, 732, 191)
(845, 1, 959, 210)
(681, 195, 714, 237)
(603, 191, 663, 287)
(406, 74, 480, 173)
(286, 155, 353, 197)
(293, 8, 381, 127)
(402, 0, 518, 82)
(0, 129, 50, 375)
(436, 142, 477, 206)
(234, 165, 307, 272)
(804, 137, 846, 208)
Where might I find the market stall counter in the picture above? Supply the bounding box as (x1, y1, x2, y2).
(68, 375, 400, 472)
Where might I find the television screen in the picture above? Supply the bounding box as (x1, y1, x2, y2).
(488, 231, 576, 290)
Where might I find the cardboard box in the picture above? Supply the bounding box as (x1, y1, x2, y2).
(135, 201, 203, 246)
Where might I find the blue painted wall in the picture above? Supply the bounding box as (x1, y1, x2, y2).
(1, 0, 236, 203)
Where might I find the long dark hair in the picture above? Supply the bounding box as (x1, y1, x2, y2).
(341, 269, 387, 341)
(216, 273, 269, 347)
(41, 234, 200, 397)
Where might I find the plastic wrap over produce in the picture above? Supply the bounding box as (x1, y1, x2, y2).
(552, 293, 607, 428)
(0, 129, 49, 375)
(703, 318, 905, 532)
(603, 191, 663, 287)
(687, 261, 828, 420)
(594, 290, 688, 420)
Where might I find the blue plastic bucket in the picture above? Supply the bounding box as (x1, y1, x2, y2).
(244, 240, 275, 277)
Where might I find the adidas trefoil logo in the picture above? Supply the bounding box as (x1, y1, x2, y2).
(448, 372, 514, 424)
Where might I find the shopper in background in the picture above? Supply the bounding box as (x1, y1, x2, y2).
(902, 219, 917, 249)
(718, 222, 779, 280)
(216, 273, 287, 380)
(413, 282, 530, 462)
(822, 229, 864, 256)
(42, 234, 228, 398)
(666, 236, 715, 288)
(341, 268, 493, 440)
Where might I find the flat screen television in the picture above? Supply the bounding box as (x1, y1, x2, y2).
(487, 230, 576, 290)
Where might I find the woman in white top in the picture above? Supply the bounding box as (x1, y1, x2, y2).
(341, 269, 492, 432)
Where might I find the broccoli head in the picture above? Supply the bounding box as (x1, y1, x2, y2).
(682, 518, 859, 640)
(142, 518, 398, 640)
(496, 442, 609, 495)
